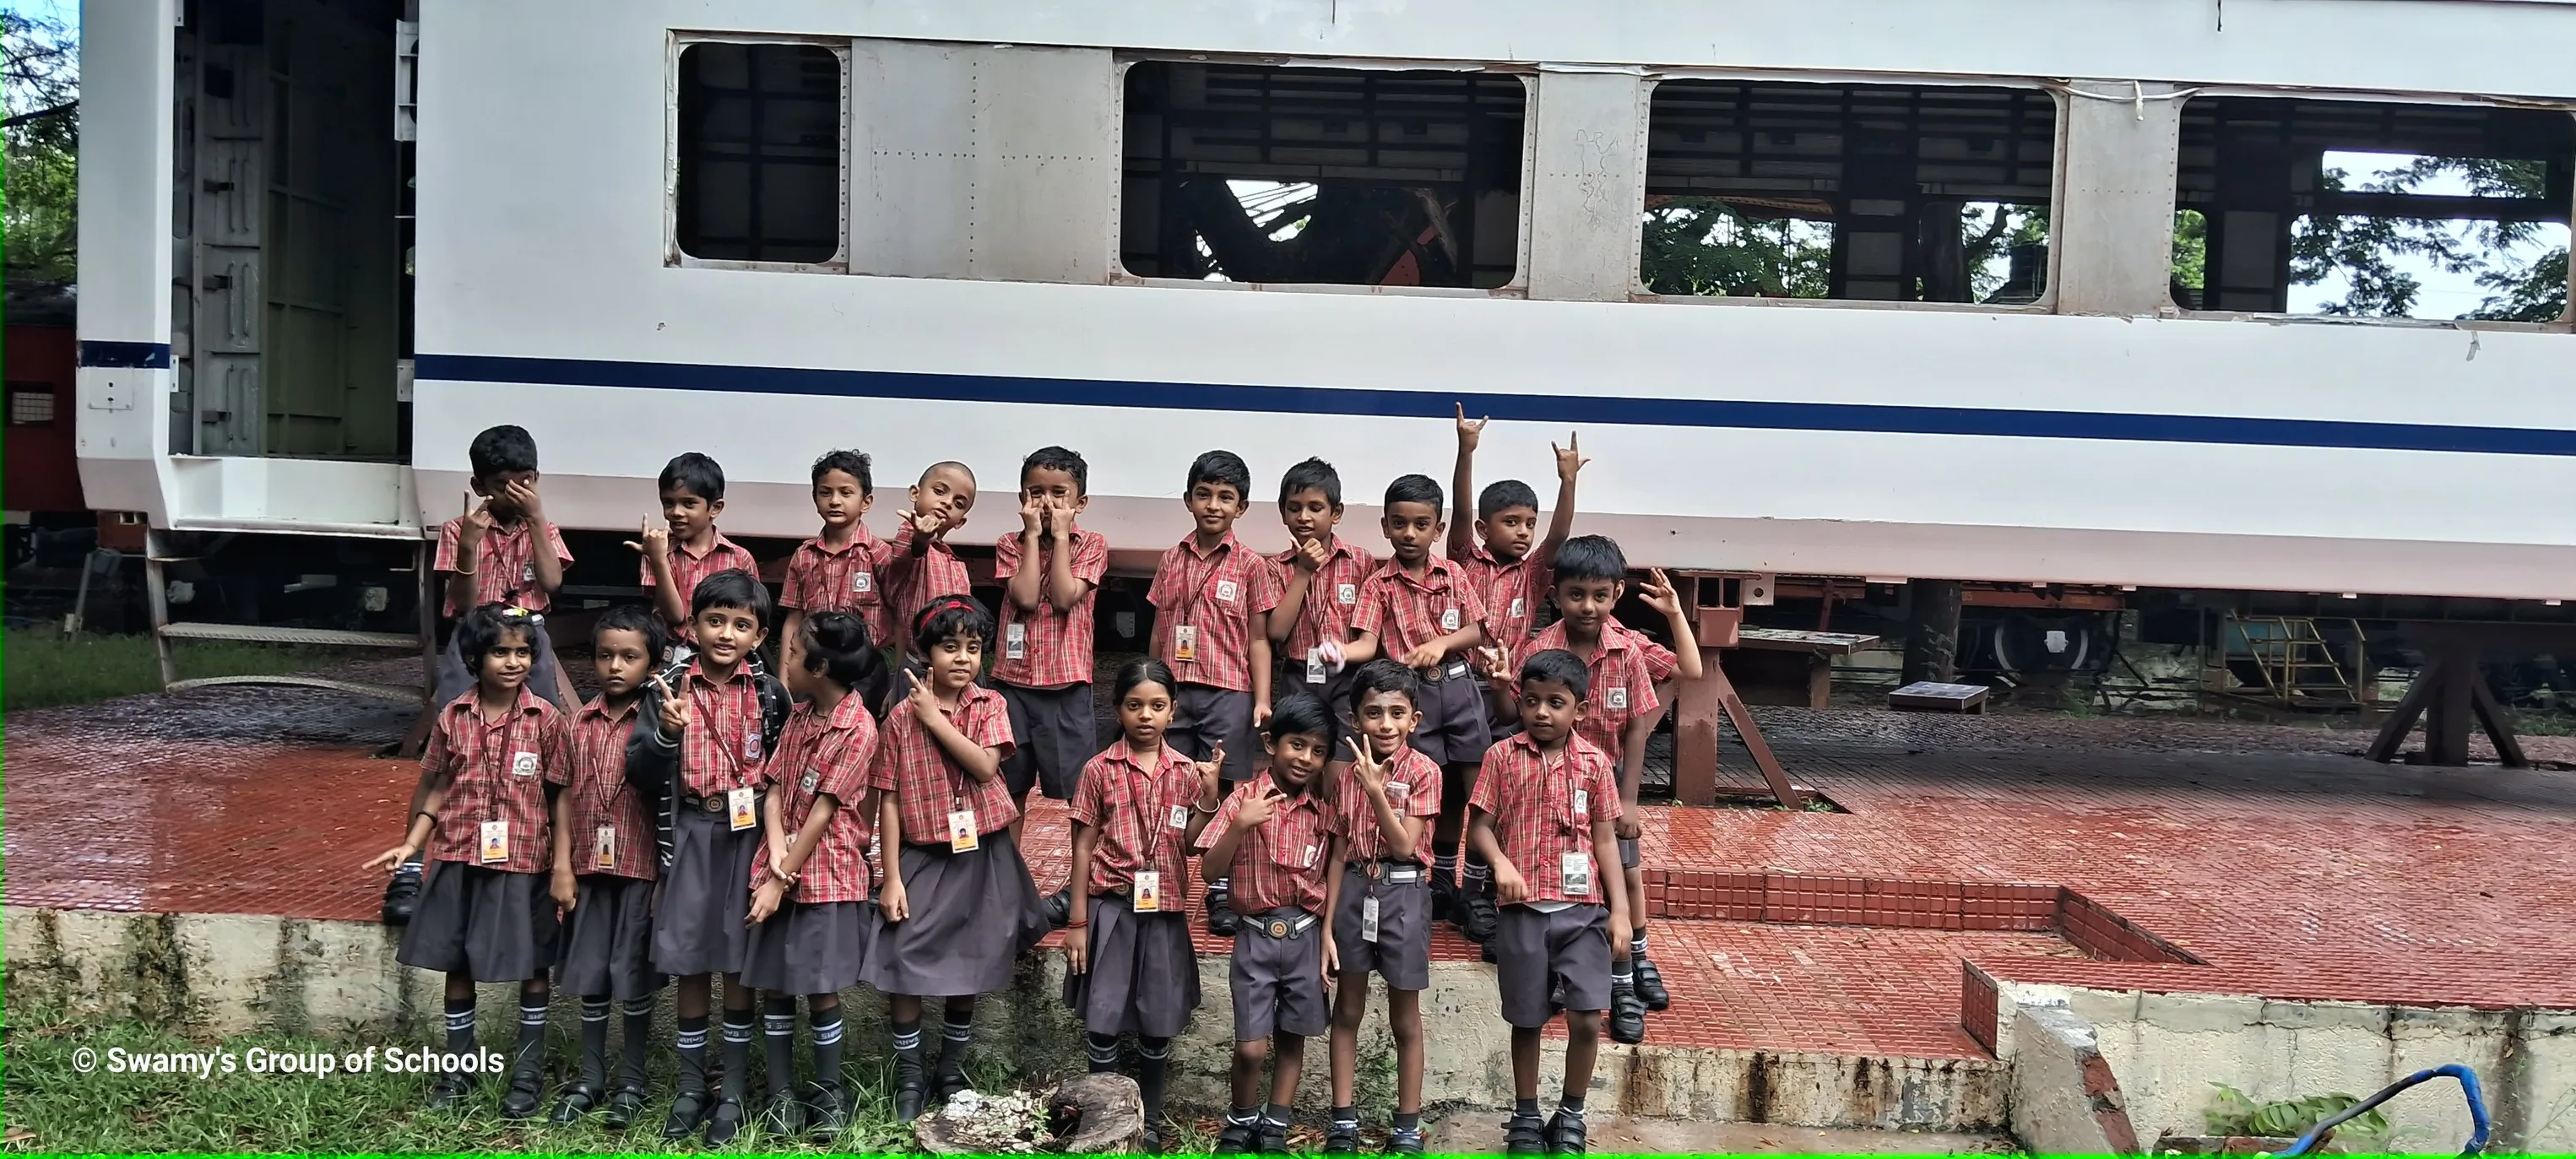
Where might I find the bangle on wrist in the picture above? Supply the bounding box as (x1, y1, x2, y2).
(1064, 918, 1087, 929)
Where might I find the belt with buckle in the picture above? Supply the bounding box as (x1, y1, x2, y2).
(1349, 859, 1424, 884)
(1419, 659, 1471, 685)
(680, 791, 760, 815)
(1246, 911, 1319, 940)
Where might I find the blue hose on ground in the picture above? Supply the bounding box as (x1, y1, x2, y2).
(2276, 1064, 2489, 1156)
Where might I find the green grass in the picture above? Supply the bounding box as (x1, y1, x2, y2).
(1, 629, 366, 713)
(1, 1004, 1219, 1154)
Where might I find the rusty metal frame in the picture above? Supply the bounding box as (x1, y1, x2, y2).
(1668, 571, 1811, 810)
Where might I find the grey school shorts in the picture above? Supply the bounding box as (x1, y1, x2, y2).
(1331, 862, 1431, 991)
(1231, 907, 1329, 1041)
(1407, 660, 1492, 767)
(1493, 902, 1612, 1028)
(1171, 683, 1257, 787)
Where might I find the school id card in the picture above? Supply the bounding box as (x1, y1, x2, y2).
(1173, 625, 1199, 663)
(727, 787, 758, 831)
(948, 809, 980, 853)
(1133, 870, 1163, 913)
(479, 820, 510, 864)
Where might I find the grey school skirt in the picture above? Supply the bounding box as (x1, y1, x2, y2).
(399, 861, 560, 983)
(865, 830, 1049, 998)
(651, 804, 761, 978)
(556, 873, 664, 1001)
(742, 898, 876, 996)
(1063, 892, 1201, 1038)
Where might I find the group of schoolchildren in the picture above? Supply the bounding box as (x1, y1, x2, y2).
(373, 409, 1703, 1156)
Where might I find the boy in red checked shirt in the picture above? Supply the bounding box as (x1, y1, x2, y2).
(370, 604, 572, 1120)
(741, 610, 888, 1143)
(631, 452, 761, 664)
(882, 461, 979, 668)
(994, 447, 1110, 838)
(542, 606, 669, 1130)
(1061, 658, 1225, 1151)
(778, 450, 891, 668)
(1267, 457, 1375, 729)
(1448, 405, 1586, 666)
(1318, 661, 1442, 1155)
(1196, 694, 1336, 1156)
(1494, 535, 1703, 1044)
(1149, 449, 1281, 937)
(1346, 473, 1494, 945)
(1468, 648, 1629, 1157)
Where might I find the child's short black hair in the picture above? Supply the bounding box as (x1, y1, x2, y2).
(914, 594, 995, 653)
(1113, 657, 1178, 703)
(594, 604, 669, 667)
(1023, 446, 1089, 495)
(457, 603, 534, 676)
(919, 459, 977, 485)
(1551, 534, 1628, 585)
(1279, 458, 1343, 509)
(690, 568, 770, 627)
(1187, 450, 1252, 499)
(811, 450, 874, 495)
(1348, 658, 1421, 713)
(1519, 647, 1592, 701)
(468, 425, 540, 479)
(1478, 479, 1542, 522)
(1265, 691, 1337, 747)
(1384, 473, 1444, 512)
(800, 609, 891, 705)
(660, 452, 726, 503)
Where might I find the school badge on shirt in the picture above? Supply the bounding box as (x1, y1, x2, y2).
(1606, 686, 1629, 711)
(852, 571, 873, 593)
(800, 768, 821, 793)
(1215, 579, 1239, 604)
(510, 750, 540, 777)
(1337, 582, 1358, 605)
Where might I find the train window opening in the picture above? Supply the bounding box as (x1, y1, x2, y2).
(1641, 79, 2058, 304)
(674, 42, 845, 265)
(2172, 98, 2573, 322)
(1120, 62, 1527, 288)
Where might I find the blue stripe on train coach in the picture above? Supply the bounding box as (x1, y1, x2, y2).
(415, 353, 2576, 460)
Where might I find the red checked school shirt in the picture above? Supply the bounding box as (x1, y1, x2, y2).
(1196, 777, 1330, 916)
(992, 528, 1109, 690)
(642, 531, 759, 636)
(1458, 544, 1550, 653)
(1514, 620, 1679, 764)
(554, 696, 656, 880)
(1469, 732, 1623, 906)
(435, 517, 572, 617)
(751, 693, 881, 903)
(1148, 532, 1281, 694)
(676, 659, 771, 800)
(1327, 744, 1443, 865)
(423, 687, 571, 875)
(1069, 740, 1205, 897)
(1274, 537, 1375, 681)
(1351, 555, 1489, 667)
(780, 528, 892, 649)
(884, 522, 975, 642)
(871, 683, 1019, 847)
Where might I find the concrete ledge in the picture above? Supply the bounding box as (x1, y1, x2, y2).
(2009, 1003, 2140, 1154)
(1988, 979, 2576, 1154)
(3, 906, 2006, 1130)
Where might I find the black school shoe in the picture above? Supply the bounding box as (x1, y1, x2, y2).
(1255, 1118, 1290, 1154)
(546, 1081, 601, 1124)
(1545, 1109, 1589, 1156)
(702, 1097, 746, 1146)
(1501, 1112, 1548, 1156)
(600, 1082, 648, 1130)
(499, 1075, 545, 1120)
(381, 861, 423, 925)
(1609, 981, 1647, 1045)
(1386, 1124, 1427, 1154)
(1212, 1118, 1259, 1154)
(661, 1090, 713, 1140)
(1044, 885, 1074, 928)
(893, 1045, 930, 1124)
(1323, 1122, 1361, 1153)
(1456, 891, 1500, 944)
(807, 1081, 851, 1143)
(1205, 879, 1241, 937)
(424, 1071, 475, 1112)
(762, 1086, 808, 1137)
(1634, 954, 1671, 1012)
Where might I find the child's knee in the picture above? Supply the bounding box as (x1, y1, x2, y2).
(1234, 1038, 1269, 1066)
(1564, 1010, 1603, 1037)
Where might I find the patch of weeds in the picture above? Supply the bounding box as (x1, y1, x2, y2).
(3, 629, 366, 712)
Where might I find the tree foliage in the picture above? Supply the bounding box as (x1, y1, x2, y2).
(2291, 156, 2568, 322)
(4, 8, 80, 282)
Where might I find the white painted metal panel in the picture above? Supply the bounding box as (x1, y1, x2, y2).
(1525, 69, 1643, 302)
(850, 41, 1116, 284)
(2053, 84, 2184, 317)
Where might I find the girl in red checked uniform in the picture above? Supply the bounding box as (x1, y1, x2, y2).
(866, 597, 1051, 1122)
(369, 604, 571, 1119)
(741, 611, 890, 1143)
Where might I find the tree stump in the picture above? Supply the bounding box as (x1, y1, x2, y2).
(914, 1075, 1142, 1155)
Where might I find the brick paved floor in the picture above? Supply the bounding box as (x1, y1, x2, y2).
(8, 663, 2572, 1060)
